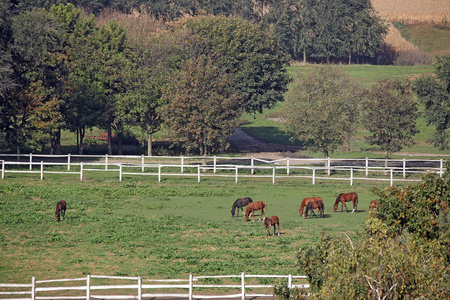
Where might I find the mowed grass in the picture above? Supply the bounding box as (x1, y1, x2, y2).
(0, 173, 406, 284)
(241, 64, 450, 158)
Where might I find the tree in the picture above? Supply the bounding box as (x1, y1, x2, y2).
(1, 8, 63, 154)
(269, 0, 315, 63)
(159, 56, 240, 156)
(269, 0, 387, 63)
(289, 165, 450, 300)
(282, 65, 362, 158)
(362, 79, 419, 160)
(179, 14, 291, 114)
(0, 0, 14, 96)
(414, 55, 450, 150)
(50, 4, 109, 154)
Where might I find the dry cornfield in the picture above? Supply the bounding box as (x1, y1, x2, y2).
(372, 0, 450, 55)
(372, 0, 450, 24)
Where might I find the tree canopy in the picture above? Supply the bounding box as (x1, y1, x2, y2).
(282, 65, 362, 157)
(415, 55, 450, 150)
(362, 79, 419, 159)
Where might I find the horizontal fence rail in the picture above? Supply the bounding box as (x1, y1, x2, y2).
(0, 153, 447, 186)
(0, 273, 309, 300)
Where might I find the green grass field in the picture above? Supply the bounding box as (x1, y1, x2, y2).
(0, 172, 408, 284)
(240, 64, 450, 158)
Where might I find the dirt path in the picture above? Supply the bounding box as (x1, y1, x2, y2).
(227, 128, 308, 160)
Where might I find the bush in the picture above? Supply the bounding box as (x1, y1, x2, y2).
(395, 49, 432, 66)
(296, 163, 450, 299)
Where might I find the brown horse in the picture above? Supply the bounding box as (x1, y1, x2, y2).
(304, 200, 325, 218)
(264, 216, 280, 237)
(333, 193, 358, 213)
(245, 201, 267, 222)
(299, 197, 323, 217)
(231, 197, 253, 217)
(55, 200, 66, 222)
(369, 200, 379, 210)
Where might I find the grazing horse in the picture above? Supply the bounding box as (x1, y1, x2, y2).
(55, 200, 66, 222)
(231, 197, 253, 217)
(245, 201, 267, 222)
(369, 200, 379, 210)
(304, 200, 325, 218)
(299, 197, 323, 217)
(264, 216, 280, 237)
(333, 193, 358, 213)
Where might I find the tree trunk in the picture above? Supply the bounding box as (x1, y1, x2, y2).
(348, 52, 352, 65)
(117, 130, 123, 155)
(147, 130, 152, 156)
(79, 128, 85, 155)
(303, 49, 307, 64)
(51, 128, 62, 155)
(107, 125, 113, 155)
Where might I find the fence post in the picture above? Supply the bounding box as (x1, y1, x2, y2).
(30, 153, 33, 170)
(68, 154, 71, 171)
(287, 157, 290, 176)
(241, 272, 245, 300)
(288, 274, 292, 289)
(189, 274, 193, 300)
(440, 159, 444, 178)
(403, 158, 406, 178)
(40, 161, 44, 181)
(137, 276, 142, 300)
(86, 274, 90, 300)
(327, 157, 331, 176)
(214, 156, 217, 174)
(80, 162, 83, 181)
(105, 154, 108, 171)
(251, 158, 254, 175)
(365, 157, 369, 177)
(350, 168, 353, 186)
(312, 168, 316, 185)
(390, 168, 394, 186)
(141, 155, 145, 173)
(235, 166, 238, 184)
(158, 164, 162, 182)
(272, 167, 276, 185)
(181, 156, 184, 173)
(119, 163, 123, 182)
(1, 160, 5, 179)
(31, 276, 35, 300)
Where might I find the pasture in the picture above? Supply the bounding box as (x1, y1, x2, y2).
(0, 173, 405, 284)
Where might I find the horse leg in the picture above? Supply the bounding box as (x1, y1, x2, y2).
(343, 202, 349, 212)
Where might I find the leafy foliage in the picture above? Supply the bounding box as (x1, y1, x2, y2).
(290, 164, 450, 299)
(179, 14, 291, 114)
(414, 55, 450, 150)
(362, 79, 419, 159)
(282, 65, 363, 157)
(160, 56, 240, 155)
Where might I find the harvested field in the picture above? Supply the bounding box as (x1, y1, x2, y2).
(372, 0, 450, 24)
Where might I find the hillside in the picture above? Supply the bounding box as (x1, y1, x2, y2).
(371, 0, 450, 56)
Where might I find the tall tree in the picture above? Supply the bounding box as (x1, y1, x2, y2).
(50, 4, 108, 154)
(2, 8, 63, 154)
(179, 14, 291, 115)
(159, 56, 240, 156)
(362, 79, 419, 160)
(269, 0, 387, 63)
(282, 65, 362, 158)
(414, 55, 450, 150)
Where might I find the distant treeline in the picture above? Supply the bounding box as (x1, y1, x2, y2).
(10, 0, 390, 64)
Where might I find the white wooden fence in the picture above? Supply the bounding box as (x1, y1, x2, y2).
(0, 273, 309, 300)
(0, 154, 447, 186)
